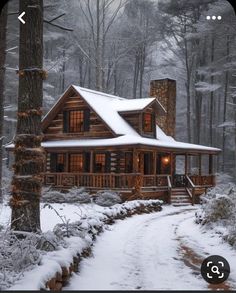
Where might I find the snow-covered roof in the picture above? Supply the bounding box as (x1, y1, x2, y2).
(6, 125, 220, 153)
(7, 85, 220, 154)
(25, 132, 219, 153)
(72, 86, 138, 135)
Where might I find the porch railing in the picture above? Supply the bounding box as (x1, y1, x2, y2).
(44, 173, 170, 189)
(44, 172, 215, 190)
(189, 174, 215, 187)
(186, 175, 195, 205)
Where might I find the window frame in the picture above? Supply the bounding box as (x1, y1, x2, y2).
(142, 112, 154, 133)
(69, 153, 84, 172)
(63, 109, 90, 133)
(94, 152, 110, 173)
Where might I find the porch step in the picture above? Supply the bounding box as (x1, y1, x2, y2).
(171, 188, 192, 206)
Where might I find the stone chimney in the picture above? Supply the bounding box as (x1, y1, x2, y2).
(150, 78, 176, 138)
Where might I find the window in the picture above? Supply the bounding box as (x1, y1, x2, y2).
(50, 153, 65, 172)
(69, 110, 84, 132)
(69, 154, 84, 172)
(143, 113, 153, 132)
(125, 152, 133, 173)
(94, 154, 106, 173)
(94, 153, 110, 173)
(63, 109, 90, 133)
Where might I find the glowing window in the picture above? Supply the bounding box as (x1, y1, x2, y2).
(143, 113, 153, 132)
(69, 154, 83, 172)
(69, 110, 84, 132)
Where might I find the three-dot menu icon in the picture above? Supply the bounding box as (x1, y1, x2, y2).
(206, 15, 222, 20)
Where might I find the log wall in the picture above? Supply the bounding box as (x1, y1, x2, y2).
(44, 95, 114, 140)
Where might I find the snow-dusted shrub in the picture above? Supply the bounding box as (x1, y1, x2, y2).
(195, 183, 236, 248)
(0, 230, 41, 289)
(94, 190, 122, 207)
(196, 184, 236, 225)
(37, 231, 62, 251)
(224, 225, 236, 248)
(42, 186, 91, 204)
(67, 187, 91, 204)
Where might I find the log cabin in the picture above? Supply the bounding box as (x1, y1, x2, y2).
(6, 78, 221, 205)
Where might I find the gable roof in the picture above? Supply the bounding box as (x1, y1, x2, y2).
(22, 85, 221, 154)
(42, 85, 166, 136)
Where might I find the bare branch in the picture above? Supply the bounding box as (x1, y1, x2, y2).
(47, 13, 66, 23)
(44, 20, 73, 31)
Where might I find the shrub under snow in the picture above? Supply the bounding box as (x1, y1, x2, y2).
(195, 183, 236, 248)
(0, 229, 64, 290)
(42, 186, 91, 204)
(94, 190, 122, 206)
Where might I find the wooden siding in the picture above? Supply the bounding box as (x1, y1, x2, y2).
(120, 112, 141, 134)
(121, 106, 156, 138)
(43, 94, 114, 140)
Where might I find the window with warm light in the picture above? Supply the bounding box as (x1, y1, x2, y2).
(69, 110, 84, 132)
(94, 153, 106, 173)
(143, 113, 153, 132)
(69, 154, 84, 172)
(63, 109, 90, 133)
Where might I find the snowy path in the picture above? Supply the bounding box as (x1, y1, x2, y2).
(65, 206, 236, 291)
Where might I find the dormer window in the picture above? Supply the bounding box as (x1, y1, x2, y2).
(63, 109, 90, 133)
(143, 113, 153, 133)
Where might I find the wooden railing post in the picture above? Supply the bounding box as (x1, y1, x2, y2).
(167, 175, 172, 204)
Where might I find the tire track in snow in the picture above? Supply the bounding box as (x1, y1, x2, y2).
(64, 207, 207, 290)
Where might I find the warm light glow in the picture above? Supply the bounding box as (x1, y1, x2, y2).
(162, 156, 170, 165)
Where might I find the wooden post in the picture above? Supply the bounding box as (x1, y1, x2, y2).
(153, 151, 157, 175)
(65, 153, 69, 172)
(170, 153, 174, 184)
(153, 151, 157, 187)
(140, 152, 144, 174)
(90, 151, 94, 173)
(198, 154, 202, 176)
(133, 149, 139, 173)
(185, 154, 188, 175)
(209, 154, 213, 174)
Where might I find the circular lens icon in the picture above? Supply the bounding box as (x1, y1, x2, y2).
(201, 255, 230, 284)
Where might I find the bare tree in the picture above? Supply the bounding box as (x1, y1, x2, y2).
(0, 4, 8, 202)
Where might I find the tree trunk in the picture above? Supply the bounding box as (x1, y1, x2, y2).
(61, 49, 66, 92)
(133, 52, 140, 99)
(209, 37, 215, 146)
(96, 0, 102, 91)
(10, 0, 44, 232)
(222, 34, 230, 172)
(184, 37, 192, 143)
(0, 4, 8, 202)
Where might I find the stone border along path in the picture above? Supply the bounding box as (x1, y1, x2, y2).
(42, 202, 162, 291)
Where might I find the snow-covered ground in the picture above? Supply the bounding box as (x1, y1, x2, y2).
(1, 201, 236, 290)
(64, 206, 236, 291)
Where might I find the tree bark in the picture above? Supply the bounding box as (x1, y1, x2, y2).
(222, 34, 230, 171)
(0, 4, 8, 202)
(209, 37, 215, 146)
(10, 0, 44, 232)
(96, 0, 102, 91)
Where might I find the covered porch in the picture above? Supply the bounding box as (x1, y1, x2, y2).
(43, 146, 218, 204)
